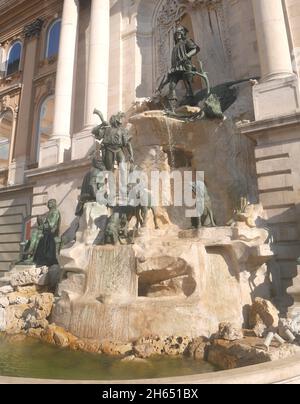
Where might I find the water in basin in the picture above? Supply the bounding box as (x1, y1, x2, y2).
(0, 334, 216, 381)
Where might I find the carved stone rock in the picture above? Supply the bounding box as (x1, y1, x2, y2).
(9, 266, 49, 287)
(218, 322, 244, 342)
(249, 298, 280, 330)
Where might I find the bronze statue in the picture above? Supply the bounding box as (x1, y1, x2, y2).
(92, 110, 134, 171)
(157, 25, 210, 111)
(75, 157, 106, 217)
(19, 199, 61, 266)
(127, 181, 159, 229)
(190, 181, 216, 228)
(99, 178, 162, 245)
(104, 212, 122, 245)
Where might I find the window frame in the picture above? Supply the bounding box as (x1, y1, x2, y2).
(0, 109, 14, 168)
(45, 19, 62, 60)
(5, 40, 22, 77)
(36, 95, 55, 162)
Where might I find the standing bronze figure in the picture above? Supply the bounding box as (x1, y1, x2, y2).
(19, 199, 61, 266)
(92, 110, 134, 171)
(75, 157, 106, 217)
(157, 25, 210, 111)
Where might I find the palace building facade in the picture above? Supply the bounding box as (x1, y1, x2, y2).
(0, 0, 300, 310)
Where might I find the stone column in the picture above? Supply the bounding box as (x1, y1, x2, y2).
(85, 0, 110, 127)
(252, 0, 300, 119)
(252, 0, 293, 81)
(52, 0, 78, 161)
(11, 20, 43, 184)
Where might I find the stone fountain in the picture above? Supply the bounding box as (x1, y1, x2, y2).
(52, 65, 274, 343)
(4, 25, 275, 347)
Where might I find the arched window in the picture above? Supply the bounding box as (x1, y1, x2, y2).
(6, 42, 22, 76)
(37, 96, 54, 160)
(45, 20, 61, 59)
(0, 111, 13, 168)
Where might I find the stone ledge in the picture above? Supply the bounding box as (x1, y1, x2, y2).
(239, 112, 300, 136)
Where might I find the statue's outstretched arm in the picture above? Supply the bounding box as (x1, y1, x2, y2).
(186, 39, 200, 59)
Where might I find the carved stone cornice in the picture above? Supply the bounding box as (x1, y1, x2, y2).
(23, 18, 44, 39)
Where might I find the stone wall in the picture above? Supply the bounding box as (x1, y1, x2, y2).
(240, 115, 300, 312)
(0, 188, 32, 274)
(26, 161, 88, 235)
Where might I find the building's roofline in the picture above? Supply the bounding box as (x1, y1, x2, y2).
(0, 0, 27, 15)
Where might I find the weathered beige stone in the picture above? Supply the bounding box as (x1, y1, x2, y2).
(0, 291, 54, 334)
(134, 337, 165, 359)
(5, 304, 29, 334)
(40, 324, 78, 347)
(175, 106, 201, 115)
(288, 266, 300, 318)
(57, 273, 86, 297)
(54, 222, 273, 342)
(187, 338, 209, 361)
(133, 336, 191, 358)
(208, 337, 300, 370)
(163, 336, 192, 356)
(70, 338, 102, 354)
(26, 328, 44, 339)
(121, 355, 149, 364)
(208, 339, 271, 370)
(0, 307, 6, 331)
(130, 112, 257, 227)
(53, 329, 70, 348)
(7, 293, 29, 306)
(0, 296, 9, 308)
(9, 266, 49, 287)
(0, 285, 13, 295)
(146, 276, 193, 298)
(15, 285, 42, 294)
(249, 298, 280, 329)
(25, 316, 49, 330)
(218, 323, 244, 342)
(100, 340, 133, 356)
(29, 293, 54, 318)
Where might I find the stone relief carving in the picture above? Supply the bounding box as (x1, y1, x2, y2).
(0, 95, 10, 111)
(155, 0, 187, 79)
(0, 93, 19, 117)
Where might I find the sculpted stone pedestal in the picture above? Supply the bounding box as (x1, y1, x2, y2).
(52, 204, 273, 342)
(129, 110, 258, 228)
(251, 0, 300, 120)
(51, 109, 275, 343)
(253, 76, 300, 121)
